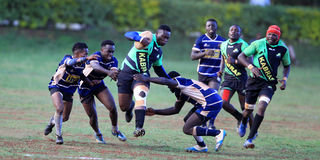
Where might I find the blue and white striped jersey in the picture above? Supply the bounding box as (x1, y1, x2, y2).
(48, 55, 85, 94)
(78, 51, 118, 97)
(174, 77, 222, 110)
(192, 34, 226, 77)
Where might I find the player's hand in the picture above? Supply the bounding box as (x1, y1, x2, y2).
(87, 54, 100, 61)
(140, 37, 151, 46)
(204, 49, 215, 56)
(217, 70, 223, 78)
(250, 67, 262, 78)
(146, 108, 155, 116)
(279, 79, 287, 90)
(133, 74, 147, 82)
(227, 57, 237, 64)
(108, 69, 118, 81)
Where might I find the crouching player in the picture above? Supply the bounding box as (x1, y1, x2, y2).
(133, 71, 227, 152)
(78, 40, 126, 143)
(44, 42, 99, 144)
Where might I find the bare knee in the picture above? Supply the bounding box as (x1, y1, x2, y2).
(182, 125, 192, 135)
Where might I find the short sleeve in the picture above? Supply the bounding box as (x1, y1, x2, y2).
(192, 36, 203, 51)
(243, 41, 257, 57)
(282, 48, 291, 67)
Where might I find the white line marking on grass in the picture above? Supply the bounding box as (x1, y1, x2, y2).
(23, 154, 106, 159)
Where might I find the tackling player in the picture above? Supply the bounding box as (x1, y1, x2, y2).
(78, 40, 126, 144)
(237, 25, 291, 148)
(44, 42, 98, 144)
(133, 72, 227, 152)
(117, 25, 171, 137)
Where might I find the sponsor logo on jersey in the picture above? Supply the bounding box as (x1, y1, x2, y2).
(224, 55, 241, 77)
(138, 52, 147, 72)
(233, 48, 239, 53)
(259, 56, 275, 81)
(276, 53, 281, 58)
(227, 45, 234, 48)
(204, 43, 209, 47)
(65, 74, 80, 83)
(154, 47, 159, 51)
(268, 47, 275, 51)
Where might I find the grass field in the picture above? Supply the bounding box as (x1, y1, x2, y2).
(0, 28, 320, 159)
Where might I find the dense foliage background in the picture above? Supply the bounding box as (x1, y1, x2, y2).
(1, 0, 319, 44)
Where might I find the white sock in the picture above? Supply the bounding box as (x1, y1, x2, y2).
(54, 112, 62, 136)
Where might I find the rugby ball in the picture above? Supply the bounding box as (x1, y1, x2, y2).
(134, 31, 153, 50)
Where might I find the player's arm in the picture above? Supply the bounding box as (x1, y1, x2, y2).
(79, 73, 95, 86)
(190, 49, 207, 60)
(90, 61, 118, 81)
(65, 54, 99, 66)
(146, 100, 185, 116)
(279, 48, 291, 90)
(133, 74, 178, 87)
(124, 31, 150, 46)
(238, 52, 261, 78)
(153, 65, 170, 79)
(218, 55, 225, 77)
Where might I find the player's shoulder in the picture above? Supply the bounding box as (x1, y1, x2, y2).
(196, 34, 207, 41)
(278, 40, 288, 49)
(216, 35, 226, 41)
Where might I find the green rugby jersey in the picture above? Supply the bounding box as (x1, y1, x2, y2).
(243, 38, 291, 83)
(220, 38, 248, 80)
(120, 32, 163, 73)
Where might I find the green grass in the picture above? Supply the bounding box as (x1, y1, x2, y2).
(0, 28, 320, 159)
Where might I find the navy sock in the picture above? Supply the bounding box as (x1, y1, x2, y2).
(193, 136, 206, 147)
(196, 126, 220, 136)
(248, 114, 264, 139)
(135, 109, 146, 129)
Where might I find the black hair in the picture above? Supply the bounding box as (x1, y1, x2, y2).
(168, 71, 180, 79)
(158, 24, 171, 32)
(207, 18, 217, 24)
(230, 24, 241, 33)
(72, 42, 88, 52)
(101, 40, 115, 47)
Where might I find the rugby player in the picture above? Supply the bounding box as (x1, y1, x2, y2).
(44, 42, 98, 144)
(117, 25, 171, 137)
(78, 40, 126, 143)
(133, 72, 227, 152)
(237, 25, 291, 148)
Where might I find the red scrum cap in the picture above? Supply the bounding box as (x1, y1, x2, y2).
(266, 25, 281, 40)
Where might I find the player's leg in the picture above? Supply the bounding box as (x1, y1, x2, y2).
(50, 91, 64, 144)
(244, 87, 274, 149)
(117, 70, 135, 122)
(132, 84, 149, 137)
(96, 88, 126, 141)
(238, 92, 254, 129)
(207, 79, 220, 129)
(184, 113, 209, 152)
(221, 88, 242, 124)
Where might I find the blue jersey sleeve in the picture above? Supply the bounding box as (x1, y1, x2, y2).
(192, 36, 203, 51)
(124, 31, 142, 42)
(112, 57, 118, 68)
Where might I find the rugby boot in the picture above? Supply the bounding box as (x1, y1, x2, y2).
(215, 129, 227, 152)
(56, 135, 63, 145)
(238, 121, 247, 137)
(244, 138, 255, 149)
(44, 123, 55, 136)
(133, 128, 145, 137)
(185, 145, 208, 153)
(112, 130, 127, 141)
(95, 133, 106, 144)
